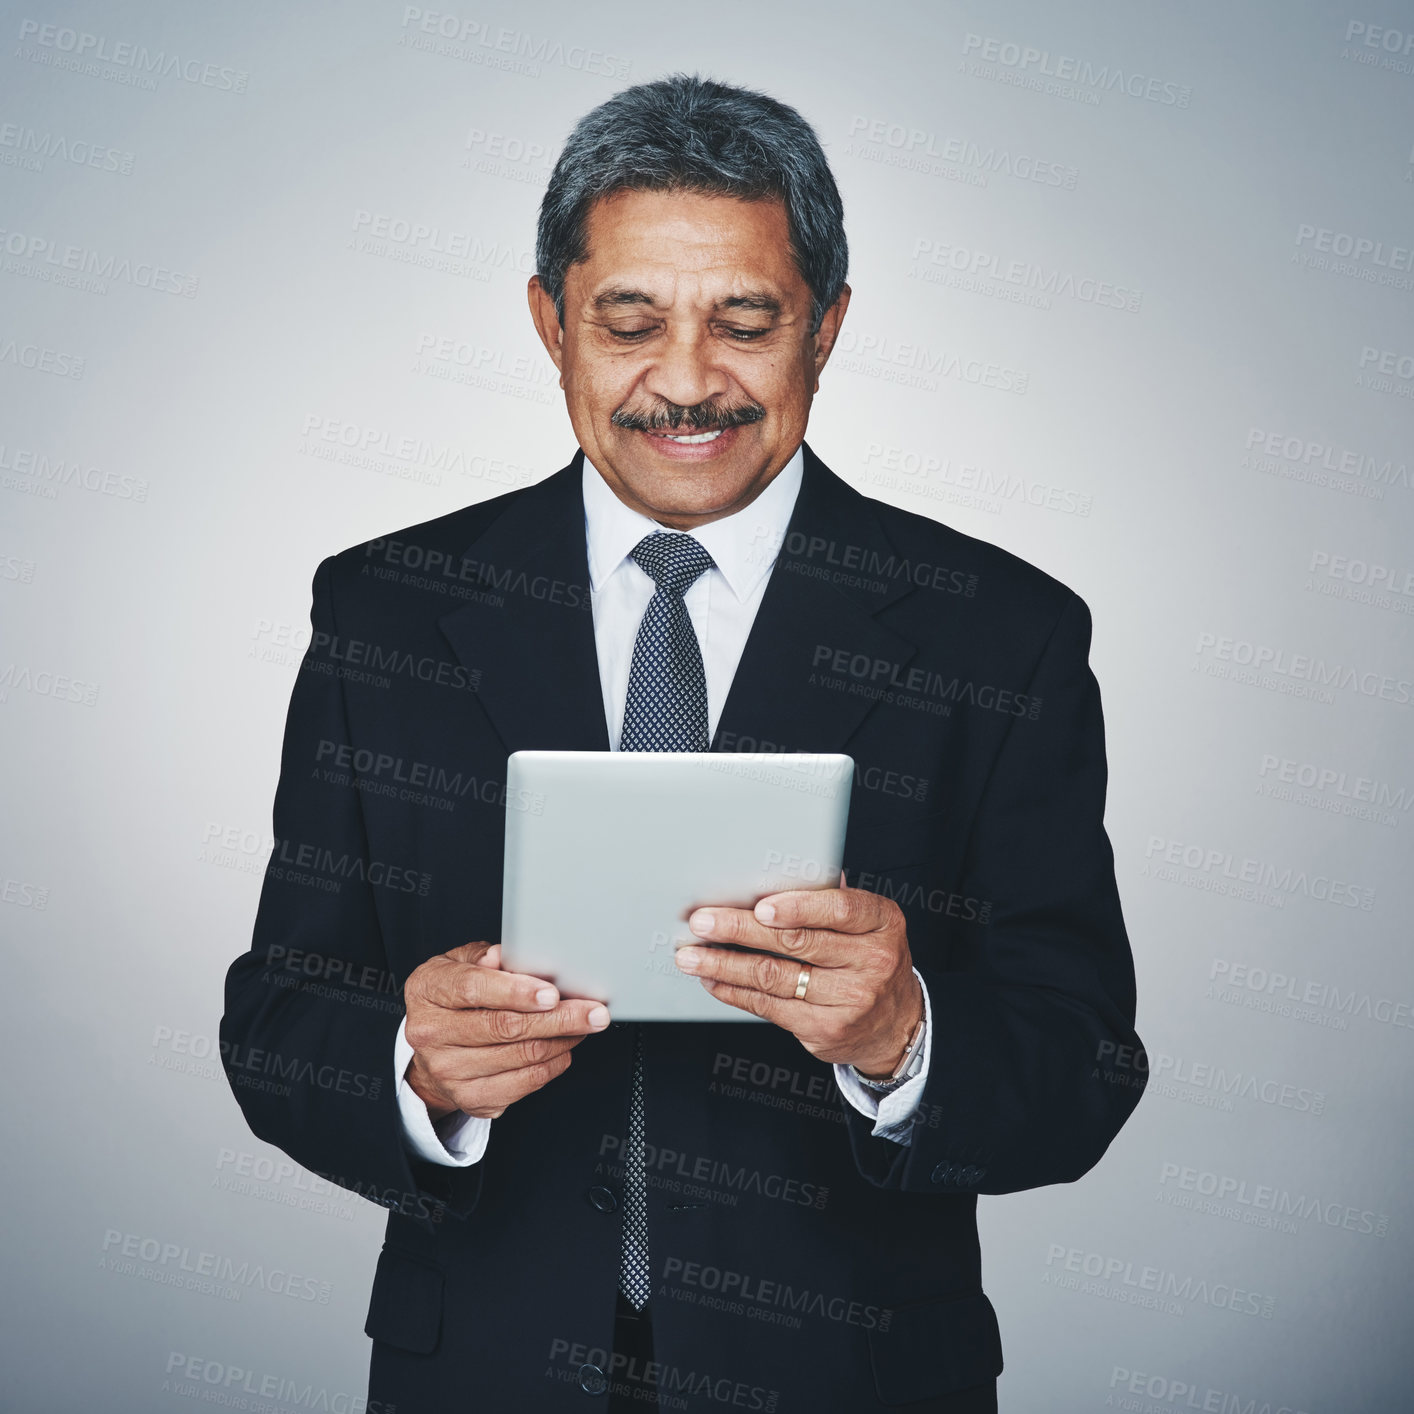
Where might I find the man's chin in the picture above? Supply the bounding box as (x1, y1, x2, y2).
(592, 428, 776, 519)
(613, 463, 771, 526)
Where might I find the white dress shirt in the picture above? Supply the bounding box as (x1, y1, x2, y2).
(394, 446, 933, 1165)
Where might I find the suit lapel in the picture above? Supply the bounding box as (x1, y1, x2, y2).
(711, 444, 919, 755)
(437, 453, 611, 755)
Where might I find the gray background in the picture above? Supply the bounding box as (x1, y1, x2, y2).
(2, 2, 1411, 1410)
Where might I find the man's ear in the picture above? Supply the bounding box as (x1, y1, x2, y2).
(812, 283, 851, 387)
(527, 275, 565, 379)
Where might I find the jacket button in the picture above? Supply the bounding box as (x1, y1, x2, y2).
(959, 1165, 980, 1185)
(587, 1186, 618, 1213)
(579, 1363, 608, 1395)
(931, 1162, 958, 1185)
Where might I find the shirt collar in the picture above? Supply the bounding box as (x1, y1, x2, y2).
(582, 445, 804, 602)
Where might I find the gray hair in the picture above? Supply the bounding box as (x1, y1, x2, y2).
(536, 74, 847, 332)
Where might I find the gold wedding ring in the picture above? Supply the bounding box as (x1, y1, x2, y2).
(794, 966, 812, 1000)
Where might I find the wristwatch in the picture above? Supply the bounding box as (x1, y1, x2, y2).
(850, 1014, 928, 1094)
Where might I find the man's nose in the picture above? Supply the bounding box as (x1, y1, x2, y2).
(640, 330, 730, 414)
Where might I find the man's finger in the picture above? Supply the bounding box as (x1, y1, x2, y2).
(451, 1049, 577, 1115)
(414, 998, 609, 1051)
(443, 941, 510, 973)
(464, 998, 609, 1046)
(418, 955, 563, 1014)
(445, 940, 496, 968)
(753, 886, 892, 935)
(676, 943, 855, 1006)
(683, 906, 859, 963)
(419, 1032, 588, 1082)
(698, 978, 794, 1026)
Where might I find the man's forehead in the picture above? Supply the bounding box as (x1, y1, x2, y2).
(572, 188, 803, 307)
(587, 185, 789, 237)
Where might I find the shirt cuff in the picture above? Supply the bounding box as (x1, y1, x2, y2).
(832, 967, 933, 1146)
(394, 1015, 491, 1167)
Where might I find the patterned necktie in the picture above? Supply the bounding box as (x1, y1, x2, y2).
(617, 530, 715, 1309)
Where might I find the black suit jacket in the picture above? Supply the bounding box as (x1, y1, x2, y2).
(222, 445, 1145, 1413)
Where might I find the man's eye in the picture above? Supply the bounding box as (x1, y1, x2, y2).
(608, 326, 655, 341)
(720, 325, 770, 341)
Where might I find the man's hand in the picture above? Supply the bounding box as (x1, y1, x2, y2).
(403, 942, 610, 1121)
(673, 881, 922, 1078)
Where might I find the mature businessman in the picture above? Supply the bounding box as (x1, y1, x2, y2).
(222, 75, 1145, 1413)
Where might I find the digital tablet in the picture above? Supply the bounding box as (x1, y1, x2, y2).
(500, 750, 853, 1021)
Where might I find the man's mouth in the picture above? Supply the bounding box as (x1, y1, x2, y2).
(657, 428, 724, 444)
(635, 422, 744, 461)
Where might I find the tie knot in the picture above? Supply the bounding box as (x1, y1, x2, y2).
(629, 531, 715, 597)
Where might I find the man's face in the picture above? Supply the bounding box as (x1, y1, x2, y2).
(528, 188, 849, 530)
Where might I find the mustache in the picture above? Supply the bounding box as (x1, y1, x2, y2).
(610, 397, 766, 432)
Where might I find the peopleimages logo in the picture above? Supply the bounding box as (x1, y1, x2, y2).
(14, 18, 250, 92)
(960, 33, 1193, 106)
(843, 116, 1078, 190)
(0, 121, 136, 175)
(0, 226, 199, 296)
(300, 414, 530, 488)
(1108, 1366, 1309, 1414)
(660, 1256, 890, 1331)
(810, 644, 1040, 720)
(0, 443, 147, 500)
(162, 1353, 392, 1413)
(1194, 631, 1412, 708)
(1293, 224, 1414, 283)
(100, 1229, 331, 1302)
(1243, 426, 1410, 500)
(1258, 752, 1412, 824)
(834, 328, 1030, 394)
(1142, 835, 1375, 911)
(910, 236, 1143, 312)
(1356, 346, 1414, 402)
(1209, 959, 1414, 1033)
(1293, 247, 1413, 298)
(1157, 1162, 1389, 1238)
(397, 8, 630, 79)
(1340, 20, 1414, 75)
(861, 442, 1093, 517)
(1099, 1039, 1325, 1115)
(1044, 1244, 1276, 1319)
(0, 663, 101, 707)
(597, 1134, 828, 1211)
(0, 336, 85, 379)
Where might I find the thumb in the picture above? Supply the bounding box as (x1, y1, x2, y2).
(445, 940, 497, 968)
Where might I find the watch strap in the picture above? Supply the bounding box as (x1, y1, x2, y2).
(851, 1014, 927, 1092)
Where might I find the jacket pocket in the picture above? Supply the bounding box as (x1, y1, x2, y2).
(867, 1290, 1003, 1405)
(363, 1245, 444, 1354)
